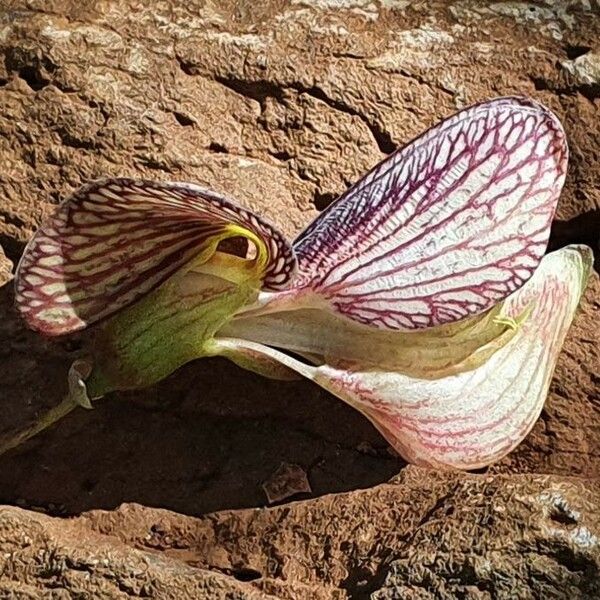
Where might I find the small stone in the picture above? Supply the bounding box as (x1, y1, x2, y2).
(561, 52, 600, 85)
(262, 462, 312, 504)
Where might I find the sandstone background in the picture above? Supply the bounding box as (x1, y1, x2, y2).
(0, 0, 599, 597)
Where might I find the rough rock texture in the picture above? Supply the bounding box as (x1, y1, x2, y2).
(0, 506, 273, 599)
(0, 245, 12, 287)
(1, 468, 599, 598)
(0, 0, 599, 597)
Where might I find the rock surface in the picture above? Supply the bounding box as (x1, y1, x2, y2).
(1, 468, 599, 598)
(0, 245, 12, 288)
(0, 0, 599, 597)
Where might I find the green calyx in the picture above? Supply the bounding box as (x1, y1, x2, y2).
(85, 253, 261, 399)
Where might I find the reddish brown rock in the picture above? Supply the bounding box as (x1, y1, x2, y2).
(0, 0, 598, 597)
(1, 468, 598, 598)
(0, 505, 274, 598)
(0, 246, 12, 288)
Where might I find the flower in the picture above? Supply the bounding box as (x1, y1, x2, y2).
(10, 96, 592, 468)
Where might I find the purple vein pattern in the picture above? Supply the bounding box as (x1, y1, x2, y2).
(15, 179, 296, 336)
(292, 97, 568, 330)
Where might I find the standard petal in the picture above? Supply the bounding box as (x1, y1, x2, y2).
(289, 97, 568, 331)
(217, 246, 592, 469)
(15, 178, 296, 335)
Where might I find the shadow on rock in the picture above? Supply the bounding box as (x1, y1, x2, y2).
(0, 285, 403, 517)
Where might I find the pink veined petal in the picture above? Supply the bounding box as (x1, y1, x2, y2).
(15, 178, 296, 336)
(214, 245, 592, 470)
(291, 96, 568, 331)
(313, 245, 592, 469)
